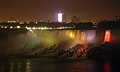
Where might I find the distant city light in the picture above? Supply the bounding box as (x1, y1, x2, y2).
(20, 22, 24, 24)
(10, 26, 13, 29)
(7, 21, 16, 23)
(58, 11, 63, 22)
(0, 24, 74, 30)
(17, 26, 20, 29)
(32, 27, 36, 30)
(35, 22, 38, 24)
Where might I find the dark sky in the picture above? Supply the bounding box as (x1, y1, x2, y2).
(0, 0, 120, 22)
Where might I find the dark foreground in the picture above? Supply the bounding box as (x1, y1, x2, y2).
(0, 57, 120, 72)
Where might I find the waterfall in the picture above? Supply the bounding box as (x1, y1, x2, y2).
(30, 30, 97, 49)
(0, 30, 97, 55)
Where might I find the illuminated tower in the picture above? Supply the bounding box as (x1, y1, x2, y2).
(58, 11, 63, 22)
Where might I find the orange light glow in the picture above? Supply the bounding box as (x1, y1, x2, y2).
(104, 30, 111, 42)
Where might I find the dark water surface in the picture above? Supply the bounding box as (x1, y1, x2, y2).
(0, 58, 116, 72)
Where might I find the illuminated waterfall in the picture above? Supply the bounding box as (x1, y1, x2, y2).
(104, 30, 111, 43)
(30, 30, 96, 49)
(0, 30, 97, 55)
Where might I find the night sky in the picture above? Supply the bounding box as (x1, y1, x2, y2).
(0, 0, 120, 22)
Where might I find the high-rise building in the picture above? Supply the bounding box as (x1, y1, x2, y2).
(71, 16, 80, 23)
(115, 16, 120, 21)
(54, 11, 67, 23)
(62, 14, 67, 23)
(57, 11, 63, 22)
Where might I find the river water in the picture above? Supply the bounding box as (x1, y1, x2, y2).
(0, 58, 117, 72)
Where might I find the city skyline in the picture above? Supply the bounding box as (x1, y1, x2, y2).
(0, 0, 120, 22)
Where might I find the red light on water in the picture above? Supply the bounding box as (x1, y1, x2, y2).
(104, 62, 111, 72)
(104, 30, 111, 42)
